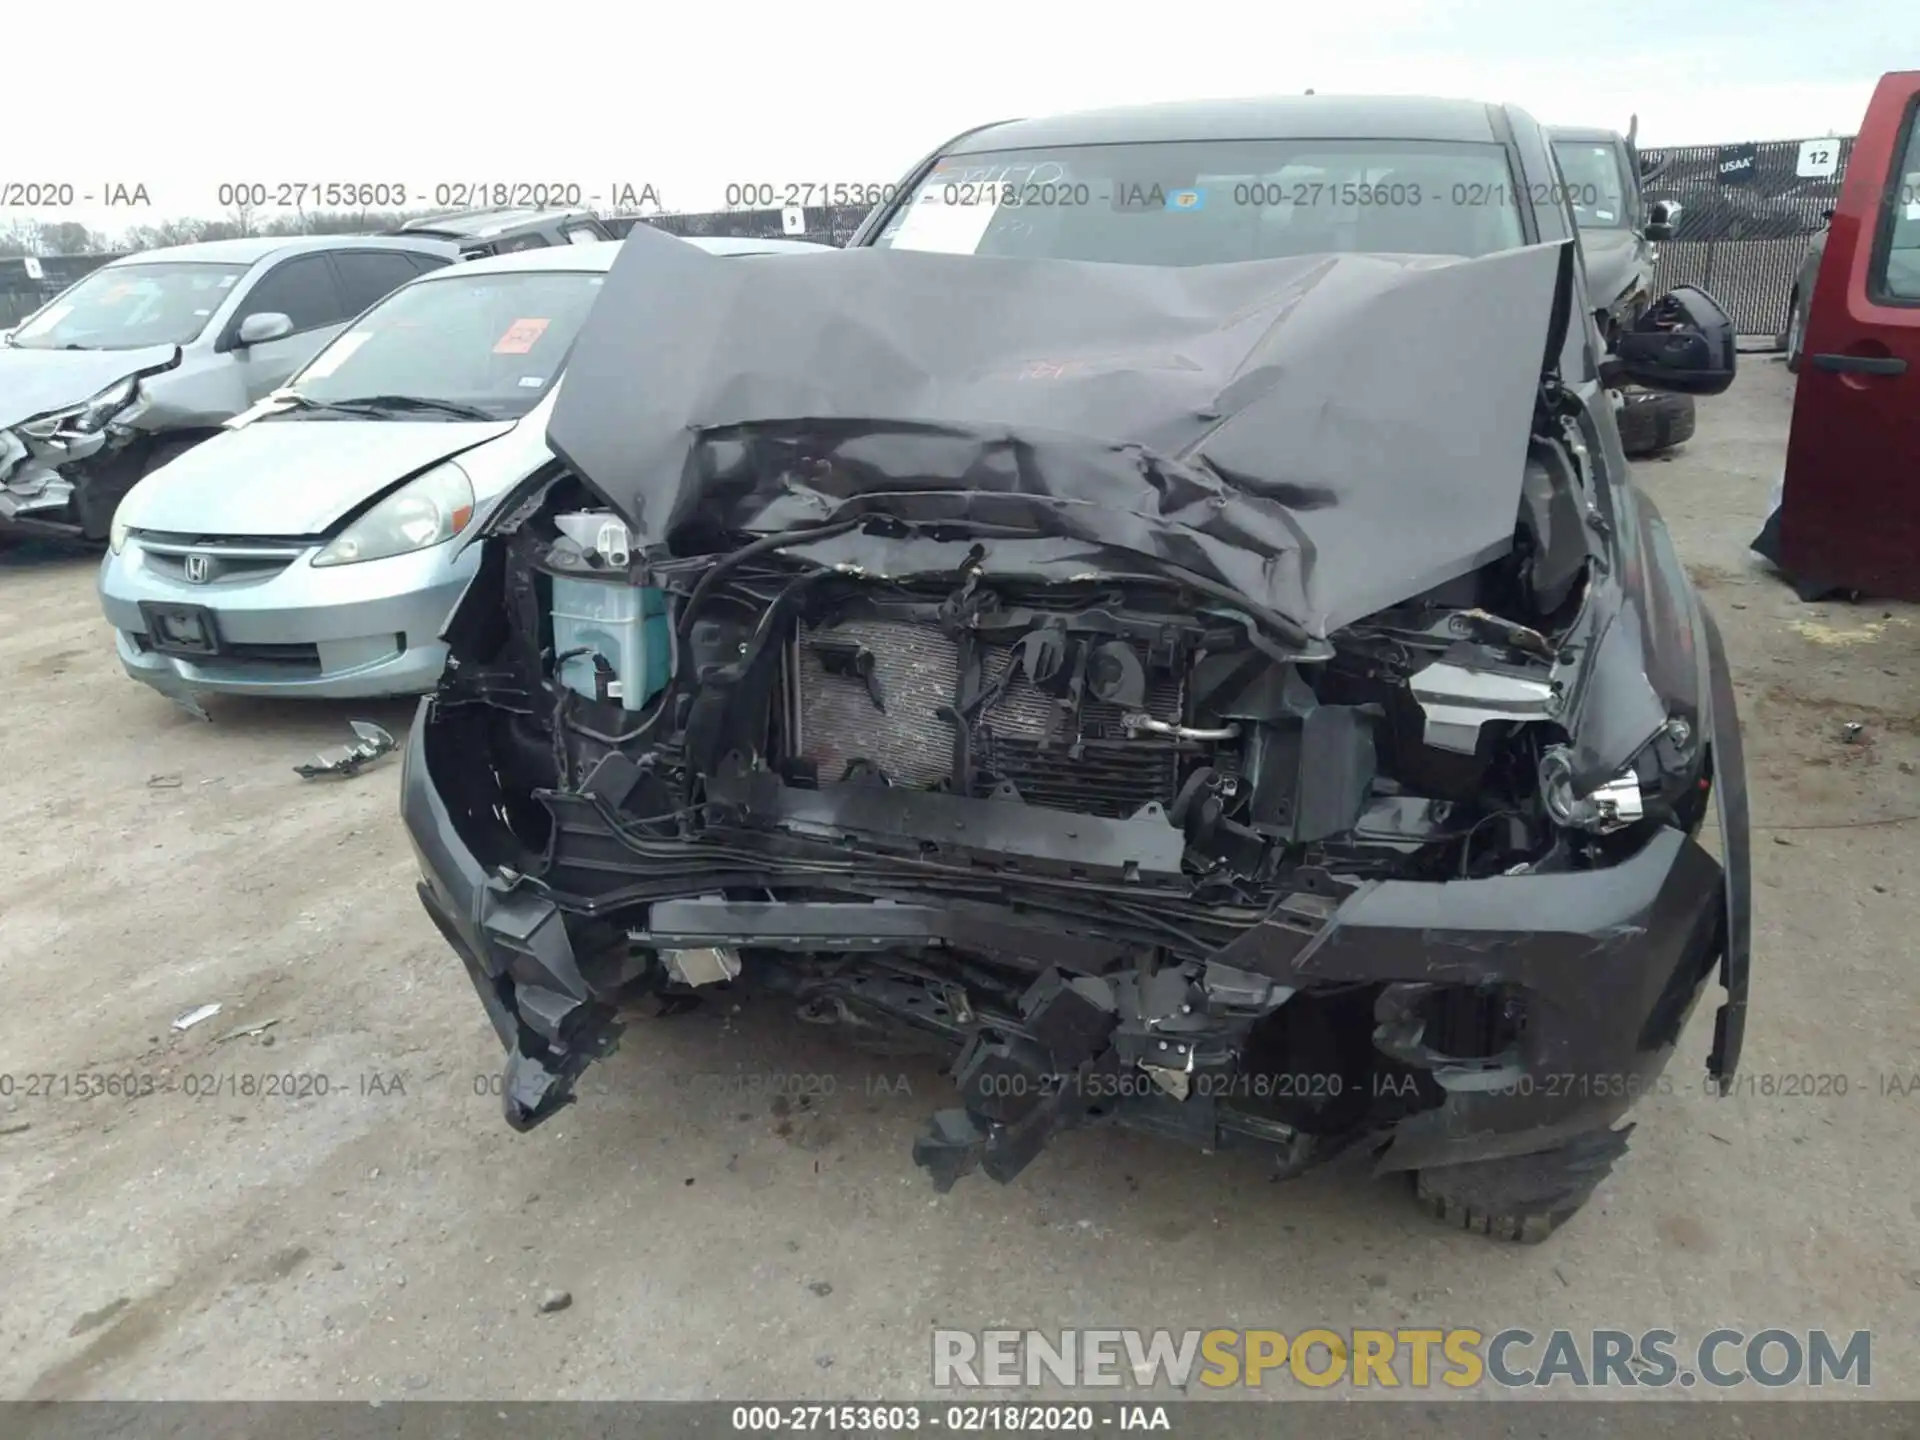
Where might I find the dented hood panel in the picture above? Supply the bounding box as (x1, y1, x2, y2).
(547, 227, 1566, 639)
(0, 343, 182, 428)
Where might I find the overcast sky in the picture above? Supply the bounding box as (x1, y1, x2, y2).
(9, 0, 1909, 233)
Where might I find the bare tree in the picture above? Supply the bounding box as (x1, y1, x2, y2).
(224, 195, 258, 238)
(121, 218, 208, 252)
(0, 217, 42, 256)
(36, 220, 104, 254)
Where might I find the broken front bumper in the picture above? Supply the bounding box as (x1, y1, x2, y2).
(0, 426, 109, 533)
(404, 705, 1730, 1179)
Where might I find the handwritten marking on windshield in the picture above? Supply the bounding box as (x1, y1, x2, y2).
(492, 318, 551, 355)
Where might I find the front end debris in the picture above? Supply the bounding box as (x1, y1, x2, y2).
(401, 235, 1749, 1240)
(0, 347, 181, 541)
(295, 721, 398, 779)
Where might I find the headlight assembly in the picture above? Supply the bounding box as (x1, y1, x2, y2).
(73, 376, 138, 433)
(1539, 744, 1644, 834)
(312, 462, 475, 568)
(109, 512, 132, 555)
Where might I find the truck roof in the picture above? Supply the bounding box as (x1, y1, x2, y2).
(1548, 125, 1626, 145)
(950, 94, 1520, 153)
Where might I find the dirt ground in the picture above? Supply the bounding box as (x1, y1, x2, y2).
(2, 357, 1917, 1402)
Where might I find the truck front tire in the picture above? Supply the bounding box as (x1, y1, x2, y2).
(1414, 1126, 1632, 1243)
(1616, 390, 1696, 457)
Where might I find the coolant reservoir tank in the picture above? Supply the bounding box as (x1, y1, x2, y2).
(549, 510, 670, 711)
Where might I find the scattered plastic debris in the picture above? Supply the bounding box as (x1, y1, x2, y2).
(1841, 722, 1867, 745)
(294, 721, 397, 780)
(172, 1002, 223, 1031)
(216, 1018, 280, 1043)
(170, 694, 213, 722)
(146, 773, 184, 789)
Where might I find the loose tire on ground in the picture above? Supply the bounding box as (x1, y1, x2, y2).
(1616, 389, 1696, 457)
(1414, 1125, 1632, 1243)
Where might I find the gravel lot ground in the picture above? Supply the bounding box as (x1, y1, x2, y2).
(2, 358, 1916, 1402)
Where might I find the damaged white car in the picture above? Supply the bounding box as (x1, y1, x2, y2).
(0, 235, 455, 543)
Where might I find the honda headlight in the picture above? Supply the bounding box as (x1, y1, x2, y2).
(109, 511, 132, 555)
(312, 462, 475, 568)
(74, 376, 138, 433)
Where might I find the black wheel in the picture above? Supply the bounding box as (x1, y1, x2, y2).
(1414, 1126, 1631, 1244)
(1616, 389, 1696, 457)
(1783, 288, 1807, 373)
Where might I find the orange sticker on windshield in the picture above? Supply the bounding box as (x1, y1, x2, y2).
(492, 317, 551, 354)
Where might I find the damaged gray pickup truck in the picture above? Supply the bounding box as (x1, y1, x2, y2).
(403, 94, 1753, 1241)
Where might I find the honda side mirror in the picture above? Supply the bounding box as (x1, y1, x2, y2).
(1600, 285, 1736, 396)
(235, 311, 294, 347)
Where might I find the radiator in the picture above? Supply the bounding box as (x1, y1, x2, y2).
(794, 619, 1186, 817)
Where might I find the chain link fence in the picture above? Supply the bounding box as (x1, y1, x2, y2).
(0, 253, 124, 327)
(1642, 136, 1852, 338)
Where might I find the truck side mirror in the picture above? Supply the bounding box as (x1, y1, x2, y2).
(1645, 199, 1678, 241)
(1600, 285, 1736, 397)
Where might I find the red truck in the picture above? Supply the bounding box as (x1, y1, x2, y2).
(1770, 71, 1920, 600)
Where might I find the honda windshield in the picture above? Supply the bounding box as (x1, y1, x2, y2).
(281, 268, 605, 421)
(9, 262, 250, 350)
(870, 138, 1527, 263)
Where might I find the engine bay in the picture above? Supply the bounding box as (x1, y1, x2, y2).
(422, 448, 1715, 1186)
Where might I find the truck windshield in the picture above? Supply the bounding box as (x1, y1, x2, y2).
(1552, 141, 1631, 229)
(869, 138, 1526, 264)
(9, 262, 250, 350)
(282, 268, 603, 420)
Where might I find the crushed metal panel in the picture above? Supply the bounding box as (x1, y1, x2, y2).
(547, 228, 1566, 640)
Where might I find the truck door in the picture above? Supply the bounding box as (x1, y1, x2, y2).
(1779, 71, 1920, 600)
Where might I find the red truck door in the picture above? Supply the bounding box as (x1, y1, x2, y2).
(1780, 71, 1920, 599)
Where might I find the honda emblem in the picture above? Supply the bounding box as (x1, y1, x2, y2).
(184, 553, 211, 584)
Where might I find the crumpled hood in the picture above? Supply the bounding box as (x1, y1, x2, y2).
(0, 344, 182, 429)
(120, 416, 515, 537)
(1576, 228, 1644, 317)
(547, 225, 1566, 639)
